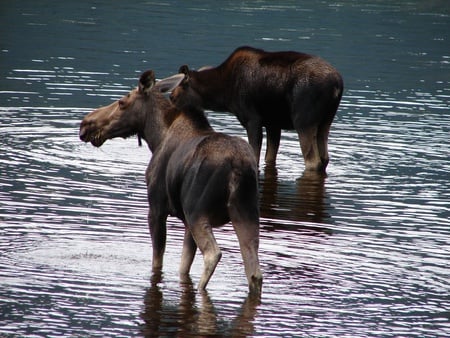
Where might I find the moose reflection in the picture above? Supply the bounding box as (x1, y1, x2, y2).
(79, 70, 262, 295)
(140, 272, 260, 337)
(260, 167, 331, 227)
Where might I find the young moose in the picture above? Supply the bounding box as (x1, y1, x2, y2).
(170, 46, 344, 172)
(79, 70, 262, 295)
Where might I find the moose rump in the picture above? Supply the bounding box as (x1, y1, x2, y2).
(158, 133, 261, 291)
(165, 135, 257, 227)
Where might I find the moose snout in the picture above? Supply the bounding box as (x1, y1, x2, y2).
(79, 122, 87, 141)
(79, 122, 86, 140)
(79, 108, 102, 142)
(79, 117, 100, 144)
(79, 119, 91, 142)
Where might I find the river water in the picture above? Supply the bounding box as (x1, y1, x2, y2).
(1, 1, 449, 337)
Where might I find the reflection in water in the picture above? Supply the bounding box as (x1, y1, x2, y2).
(1, 0, 449, 336)
(259, 165, 331, 227)
(140, 272, 260, 337)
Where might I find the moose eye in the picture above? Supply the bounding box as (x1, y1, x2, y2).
(118, 99, 125, 109)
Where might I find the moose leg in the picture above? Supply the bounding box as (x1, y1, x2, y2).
(189, 220, 222, 291)
(317, 121, 331, 170)
(148, 209, 167, 271)
(265, 126, 281, 165)
(245, 120, 263, 164)
(298, 126, 323, 172)
(180, 227, 197, 279)
(228, 201, 262, 295)
(230, 217, 262, 295)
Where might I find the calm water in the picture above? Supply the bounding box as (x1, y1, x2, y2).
(1, 1, 449, 337)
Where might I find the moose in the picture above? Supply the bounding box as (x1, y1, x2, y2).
(170, 46, 344, 172)
(79, 70, 263, 295)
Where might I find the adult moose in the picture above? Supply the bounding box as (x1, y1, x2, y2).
(79, 70, 262, 295)
(170, 46, 344, 172)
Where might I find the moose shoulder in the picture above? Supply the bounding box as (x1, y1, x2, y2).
(170, 46, 344, 172)
(79, 70, 262, 295)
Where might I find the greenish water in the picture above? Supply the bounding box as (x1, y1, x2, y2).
(1, 1, 449, 337)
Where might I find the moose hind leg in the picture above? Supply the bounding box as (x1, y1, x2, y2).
(189, 220, 222, 291)
(298, 126, 324, 172)
(148, 209, 167, 271)
(232, 220, 262, 295)
(229, 205, 262, 295)
(317, 122, 331, 170)
(180, 227, 197, 278)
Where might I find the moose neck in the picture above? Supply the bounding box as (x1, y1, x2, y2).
(140, 95, 212, 153)
(172, 108, 213, 136)
(141, 95, 173, 153)
(195, 68, 230, 112)
(158, 107, 214, 150)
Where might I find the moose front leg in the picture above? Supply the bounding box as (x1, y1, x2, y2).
(148, 209, 167, 271)
(265, 125, 281, 165)
(245, 119, 263, 165)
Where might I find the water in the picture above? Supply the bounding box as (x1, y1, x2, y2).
(1, 1, 449, 337)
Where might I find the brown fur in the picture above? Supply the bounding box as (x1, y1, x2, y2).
(80, 70, 263, 295)
(171, 46, 344, 172)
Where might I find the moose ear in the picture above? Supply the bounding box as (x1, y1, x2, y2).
(139, 70, 156, 94)
(154, 73, 185, 93)
(177, 65, 190, 84)
(178, 65, 190, 74)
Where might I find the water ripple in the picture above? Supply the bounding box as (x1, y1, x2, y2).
(1, 1, 449, 336)
(1, 82, 449, 336)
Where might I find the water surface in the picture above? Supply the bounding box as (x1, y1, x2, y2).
(1, 1, 449, 337)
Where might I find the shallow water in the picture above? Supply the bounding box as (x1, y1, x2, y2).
(1, 1, 449, 337)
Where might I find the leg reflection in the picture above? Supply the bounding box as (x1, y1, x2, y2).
(140, 273, 261, 337)
(230, 292, 261, 337)
(140, 271, 163, 337)
(196, 291, 218, 336)
(260, 164, 330, 225)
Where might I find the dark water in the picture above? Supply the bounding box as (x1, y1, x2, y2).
(1, 1, 449, 337)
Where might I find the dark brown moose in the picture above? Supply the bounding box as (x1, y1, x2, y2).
(170, 46, 344, 172)
(79, 70, 262, 295)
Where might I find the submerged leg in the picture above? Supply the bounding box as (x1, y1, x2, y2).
(188, 219, 222, 291)
(265, 126, 281, 165)
(180, 227, 197, 278)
